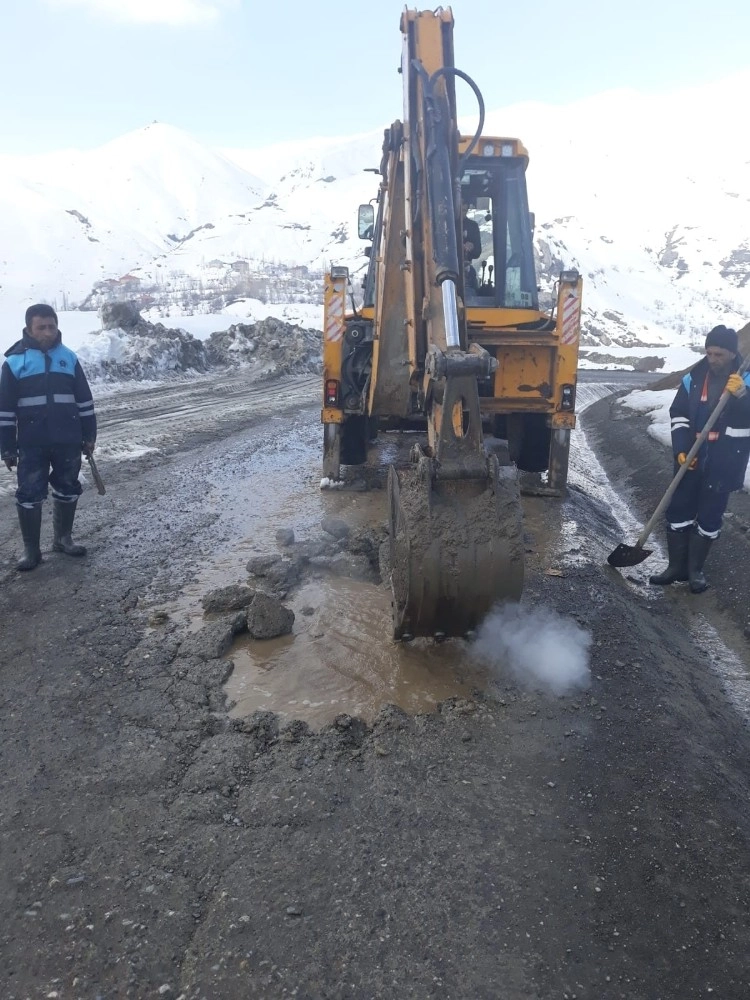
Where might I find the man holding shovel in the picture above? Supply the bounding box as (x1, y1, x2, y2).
(649, 324, 750, 593)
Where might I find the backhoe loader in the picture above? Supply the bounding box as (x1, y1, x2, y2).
(321, 7, 582, 640)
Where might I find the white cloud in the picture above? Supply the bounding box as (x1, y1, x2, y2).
(44, 0, 236, 25)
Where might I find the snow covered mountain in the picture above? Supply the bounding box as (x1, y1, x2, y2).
(0, 69, 748, 367)
(0, 123, 268, 310)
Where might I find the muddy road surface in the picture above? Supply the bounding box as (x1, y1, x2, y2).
(1, 369, 749, 1000)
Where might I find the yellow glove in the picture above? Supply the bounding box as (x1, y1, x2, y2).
(726, 373, 747, 397)
(677, 452, 697, 470)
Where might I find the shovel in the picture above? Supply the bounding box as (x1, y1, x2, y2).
(85, 453, 106, 495)
(608, 354, 749, 568)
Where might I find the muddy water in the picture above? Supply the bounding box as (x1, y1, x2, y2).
(148, 417, 489, 726)
(156, 378, 672, 729)
(225, 577, 485, 726)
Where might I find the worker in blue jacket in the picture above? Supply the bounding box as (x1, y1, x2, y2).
(650, 324, 750, 593)
(0, 303, 97, 571)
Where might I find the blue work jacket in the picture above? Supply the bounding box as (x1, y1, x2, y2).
(669, 355, 750, 493)
(0, 332, 97, 453)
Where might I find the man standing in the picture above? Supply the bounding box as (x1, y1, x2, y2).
(462, 204, 482, 291)
(650, 324, 750, 593)
(0, 304, 97, 571)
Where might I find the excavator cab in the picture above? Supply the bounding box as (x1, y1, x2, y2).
(460, 150, 538, 310)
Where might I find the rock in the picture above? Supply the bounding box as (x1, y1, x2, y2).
(246, 554, 282, 576)
(233, 709, 279, 747)
(246, 593, 295, 639)
(264, 558, 304, 592)
(296, 537, 338, 559)
(100, 300, 142, 330)
(309, 551, 378, 582)
(178, 612, 247, 661)
(633, 355, 666, 373)
(276, 528, 295, 547)
(202, 584, 255, 614)
(321, 516, 350, 540)
(280, 719, 310, 743)
(371, 704, 411, 732)
(346, 525, 387, 561)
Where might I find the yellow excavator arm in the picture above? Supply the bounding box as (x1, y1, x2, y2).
(322, 7, 582, 640)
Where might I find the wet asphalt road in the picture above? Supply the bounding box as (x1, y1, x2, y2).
(0, 367, 749, 999)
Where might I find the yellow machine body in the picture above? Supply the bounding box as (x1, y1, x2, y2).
(321, 8, 583, 637)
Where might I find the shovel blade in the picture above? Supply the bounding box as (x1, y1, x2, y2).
(607, 543, 652, 568)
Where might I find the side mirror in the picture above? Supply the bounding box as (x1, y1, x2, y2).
(364, 246, 372, 258)
(358, 204, 375, 240)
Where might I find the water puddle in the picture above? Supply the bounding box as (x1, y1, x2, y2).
(144, 377, 749, 728)
(142, 421, 486, 727)
(224, 576, 485, 727)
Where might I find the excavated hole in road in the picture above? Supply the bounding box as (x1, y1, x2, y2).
(144, 412, 651, 729)
(143, 384, 750, 728)
(144, 430, 494, 728)
(224, 576, 486, 727)
(141, 392, 666, 728)
(218, 481, 599, 729)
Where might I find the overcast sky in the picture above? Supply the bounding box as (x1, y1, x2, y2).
(2, 0, 748, 154)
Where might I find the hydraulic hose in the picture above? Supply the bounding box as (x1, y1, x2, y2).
(428, 66, 486, 169)
(411, 60, 487, 287)
(412, 60, 459, 286)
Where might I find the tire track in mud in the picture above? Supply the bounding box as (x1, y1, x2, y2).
(97, 372, 318, 432)
(88, 372, 320, 465)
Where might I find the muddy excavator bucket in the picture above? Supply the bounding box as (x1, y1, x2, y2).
(388, 454, 524, 640)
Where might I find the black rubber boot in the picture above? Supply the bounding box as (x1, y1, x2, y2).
(52, 499, 87, 557)
(649, 528, 690, 585)
(688, 530, 713, 594)
(16, 504, 42, 571)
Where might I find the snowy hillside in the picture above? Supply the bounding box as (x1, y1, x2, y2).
(0, 70, 748, 369)
(0, 123, 267, 309)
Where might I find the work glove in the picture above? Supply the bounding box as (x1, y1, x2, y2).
(677, 452, 697, 470)
(2, 452, 17, 470)
(725, 373, 747, 398)
(82, 440, 96, 457)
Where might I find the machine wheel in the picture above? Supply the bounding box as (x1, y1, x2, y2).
(387, 455, 524, 640)
(517, 413, 551, 473)
(322, 423, 341, 481)
(340, 415, 368, 466)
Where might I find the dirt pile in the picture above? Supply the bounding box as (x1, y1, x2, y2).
(206, 316, 322, 375)
(80, 302, 322, 382)
(85, 311, 212, 381)
(579, 351, 667, 372)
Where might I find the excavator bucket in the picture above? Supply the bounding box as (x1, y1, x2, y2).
(388, 454, 524, 640)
